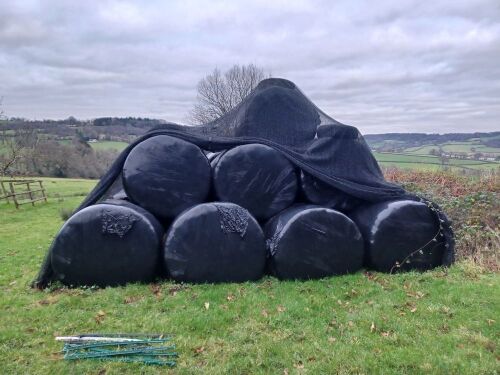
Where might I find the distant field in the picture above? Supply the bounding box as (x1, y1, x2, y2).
(403, 145, 439, 155)
(370, 135, 500, 172)
(56, 140, 128, 151)
(368, 136, 500, 161)
(373, 152, 500, 171)
(88, 141, 129, 151)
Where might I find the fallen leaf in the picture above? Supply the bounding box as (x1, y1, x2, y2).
(37, 295, 59, 306)
(410, 307, 417, 313)
(194, 346, 205, 354)
(486, 319, 495, 326)
(123, 295, 142, 304)
(283, 369, 289, 375)
(204, 302, 210, 310)
(94, 310, 106, 324)
(261, 309, 269, 318)
(328, 337, 336, 343)
(370, 322, 376, 333)
(405, 291, 425, 299)
(277, 305, 286, 313)
(168, 285, 185, 295)
(150, 284, 162, 299)
(381, 331, 391, 337)
(293, 361, 304, 369)
(226, 294, 235, 302)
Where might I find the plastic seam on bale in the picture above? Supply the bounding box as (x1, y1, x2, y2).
(214, 203, 249, 238)
(266, 231, 281, 256)
(100, 209, 138, 238)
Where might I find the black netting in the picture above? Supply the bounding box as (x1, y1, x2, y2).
(32, 78, 455, 288)
(214, 203, 249, 238)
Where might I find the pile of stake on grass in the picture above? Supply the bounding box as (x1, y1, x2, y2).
(57, 334, 177, 366)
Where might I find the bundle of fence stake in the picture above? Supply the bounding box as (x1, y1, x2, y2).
(56, 334, 177, 366)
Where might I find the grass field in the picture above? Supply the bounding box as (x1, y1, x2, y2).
(89, 141, 129, 152)
(368, 135, 500, 172)
(0, 177, 498, 374)
(373, 152, 500, 171)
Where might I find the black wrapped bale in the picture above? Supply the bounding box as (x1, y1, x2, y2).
(300, 171, 363, 212)
(163, 202, 266, 283)
(122, 135, 211, 219)
(265, 205, 364, 280)
(349, 199, 446, 273)
(50, 202, 163, 287)
(212, 144, 298, 220)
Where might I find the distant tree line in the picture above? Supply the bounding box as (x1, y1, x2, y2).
(0, 132, 118, 179)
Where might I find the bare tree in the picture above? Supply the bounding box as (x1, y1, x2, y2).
(189, 64, 267, 124)
(0, 103, 39, 177)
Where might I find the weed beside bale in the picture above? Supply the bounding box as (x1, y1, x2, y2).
(384, 168, 499, 271)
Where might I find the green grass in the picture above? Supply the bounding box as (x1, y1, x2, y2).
(56, 140, 128, 151)
(0, 178, 499, 374)
(89, 141, 129, 152)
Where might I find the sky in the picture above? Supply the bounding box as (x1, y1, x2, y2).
(0, 0, 499, 134)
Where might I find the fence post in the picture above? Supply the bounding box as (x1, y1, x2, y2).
(9, 182, 19, 209)
(39, 180, 48, 202)
(0, 181, 10, 204)
(27, 182, 35, 206)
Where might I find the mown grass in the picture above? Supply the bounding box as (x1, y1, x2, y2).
(0, 177, 499, 374)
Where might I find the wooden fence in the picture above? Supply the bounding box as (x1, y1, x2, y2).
(0, 179, 48, 209)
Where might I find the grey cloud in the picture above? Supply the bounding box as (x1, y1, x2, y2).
(0, 0, 499, 133)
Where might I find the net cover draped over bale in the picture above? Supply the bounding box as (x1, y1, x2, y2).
(33, 78, 454, 288)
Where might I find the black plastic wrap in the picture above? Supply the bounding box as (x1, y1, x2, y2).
(33, 78, 455, 288)
(349, 199, 446, 273)
(163, 202, 266, 283)
(50, 202, 163, 287)
(122, 135, 211, 219)
(265, 205, 364, 280)
(300, 171, 363, 212)
(212, 144, 298, 220)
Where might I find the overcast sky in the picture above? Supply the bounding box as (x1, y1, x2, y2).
(1, 0, 499, 133)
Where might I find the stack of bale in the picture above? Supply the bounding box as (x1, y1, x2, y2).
(48, 134, 447, 287)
